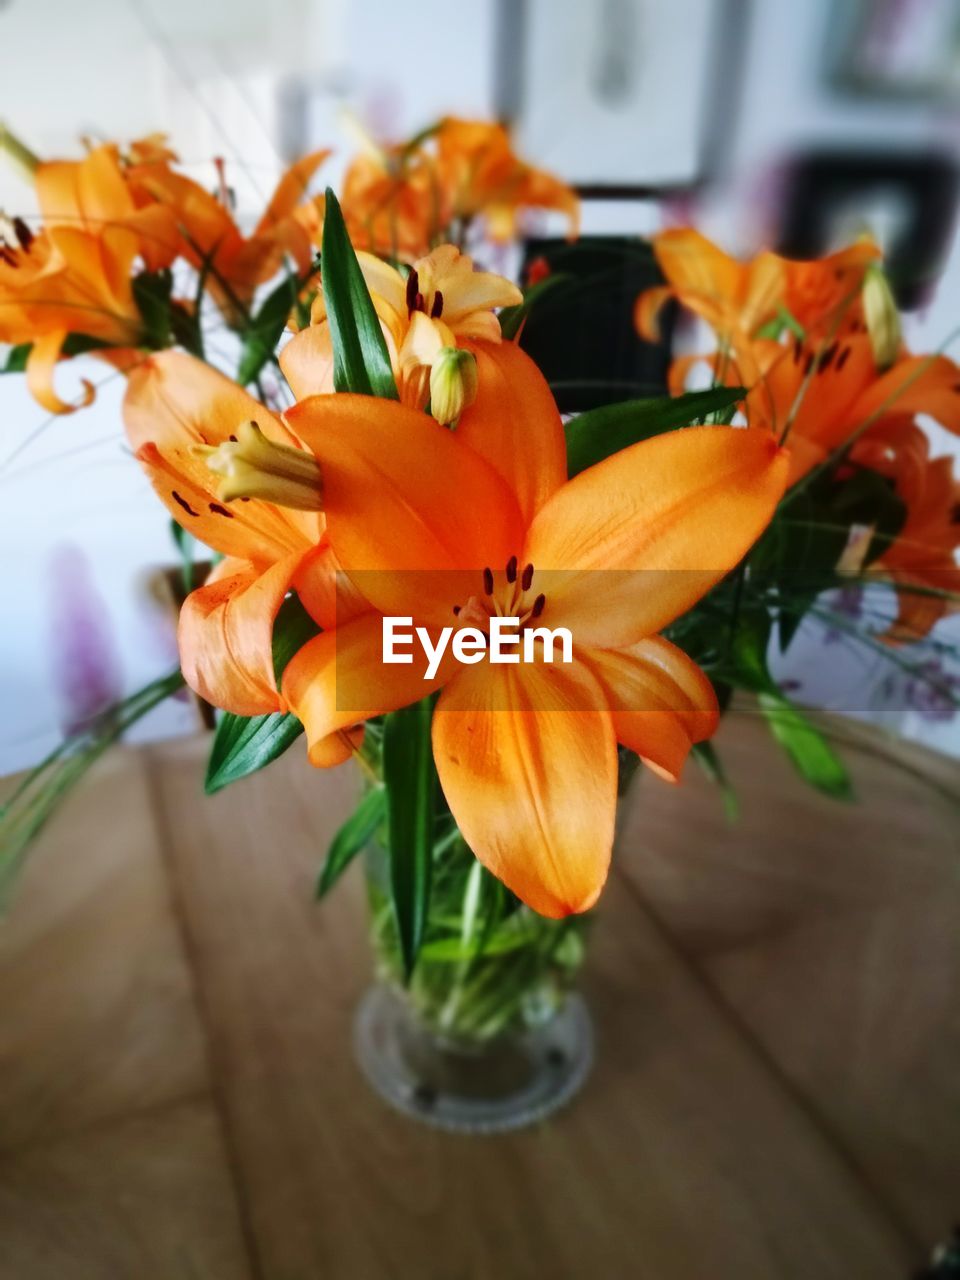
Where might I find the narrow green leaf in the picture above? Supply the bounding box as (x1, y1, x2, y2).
(758, 692, 853, 800)
(237, 274, 298, 386)
(132, 269, 173, 348)
(691, 741, 739, 821)
(565, 385, 746, 477)
(204, 596, 319, 795)
(727, 608, 853, 799)
(1, 670, 184, 905)
(320, 188, 398, 399)
(316, 786, 386, 898)
(382, 697, 435, 979)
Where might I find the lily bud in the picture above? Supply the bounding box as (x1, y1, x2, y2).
(863, 263, 901, 371)
(0, 123, 39, 180)
(193, 420, 323, 511)
(429, 347, 478, 426)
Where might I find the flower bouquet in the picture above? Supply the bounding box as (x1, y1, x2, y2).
(2, 118, 958, 1131)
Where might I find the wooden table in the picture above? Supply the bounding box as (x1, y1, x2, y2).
(1, 708, 957, 1279)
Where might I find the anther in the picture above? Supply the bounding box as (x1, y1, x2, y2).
(505, 555, 518, 584)
(482, 567, 494, 595)
(405, 269, 420, 314)
(12, 217, 32, 251)
(521, 562, 534, 591)
(0, 245, 17, 267)
(431, 290, 444, 318)
(531, 593, 546, 618)
(453, 604, 462, 615)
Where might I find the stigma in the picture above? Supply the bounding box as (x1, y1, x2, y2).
(192, 420, 324, 511)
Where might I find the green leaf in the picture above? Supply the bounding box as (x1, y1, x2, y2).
(320, 188, 398, 399)
(237, 274, 298, 386)
(692, 741, 739, 821)
(565, 385, 746, 477)
(757, 692, 853, 800)
(728, 608, 852, 799)
(498, 273, 571, 341)
(1, 669, 184, 906)
(382, 697, 436, 979)
(316, 786, 386, 898)
(204, 595, 319, 795)
(132, 269, 173, 348)
(2, 342, 31, 372)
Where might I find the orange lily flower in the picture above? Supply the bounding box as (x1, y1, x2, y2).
(434, 117, 580, 242)
(0, 141, 179, 412)
(749, 333, 960, 483)
(279, 244, 521, 413)
(122, 351, 357, 760)
(850, 419, 960, 641)
(277, 341, 788, 916)
(125, 144, 330, 325)
(337, 117, 579, 259)
(636, 228, 878, 345)
(339, 145, 440, 261)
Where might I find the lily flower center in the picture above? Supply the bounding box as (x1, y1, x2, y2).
(451, 557, 546, 632)
(405, 266, 444, 320)
(192, 420, 324, 511)
(0, 212, 34, 267)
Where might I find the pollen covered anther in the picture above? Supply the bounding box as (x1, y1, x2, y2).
(505, 555, 518, 584)
(482, 566, 494, 595)
(521, 562, 534, 591)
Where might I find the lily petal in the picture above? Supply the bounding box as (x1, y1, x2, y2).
(278, 324, 337, 400)
(580, 636, 718, 780)
(26, 330, 95, 415)
(433, 659, 617, 917)
(285, 393, 525, 626)
(523, 426, 789, 647)
(179, 551, 305, 715)
(458, 339, 566, 525)
(282, 612, 454, 764)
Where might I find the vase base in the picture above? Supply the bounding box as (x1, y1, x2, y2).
(353, 984, 594, 1134)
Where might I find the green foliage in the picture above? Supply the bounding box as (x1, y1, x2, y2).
(728, 610, 853, 799)
(132, 269, 174, 348)
(382, 697, 436, 979)
(565, 385, 746, 477)
(0, 670, 185, 906)
(237, 274, 299, 386)
(320, 188, 398, 399)
(316, 785, 387, 898)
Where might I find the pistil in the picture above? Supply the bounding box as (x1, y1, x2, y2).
(193, 420, 324, 511)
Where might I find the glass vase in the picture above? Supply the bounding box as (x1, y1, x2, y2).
(353, 833, 594, 1134)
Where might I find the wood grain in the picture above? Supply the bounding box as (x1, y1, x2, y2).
(0, 750, 208, 1154)
(147, 733, 918, 1280)
(617, 704, 960, 1244)
(0, 1100, 254, 1280)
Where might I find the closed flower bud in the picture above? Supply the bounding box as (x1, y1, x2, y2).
(863, 263, 901, 371)
(429, 347, 478, 426)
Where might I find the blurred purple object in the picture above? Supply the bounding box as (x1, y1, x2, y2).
(905, 659, 960, 723)
(47, 544, 124, 735)
(823, 584, 865, 645)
